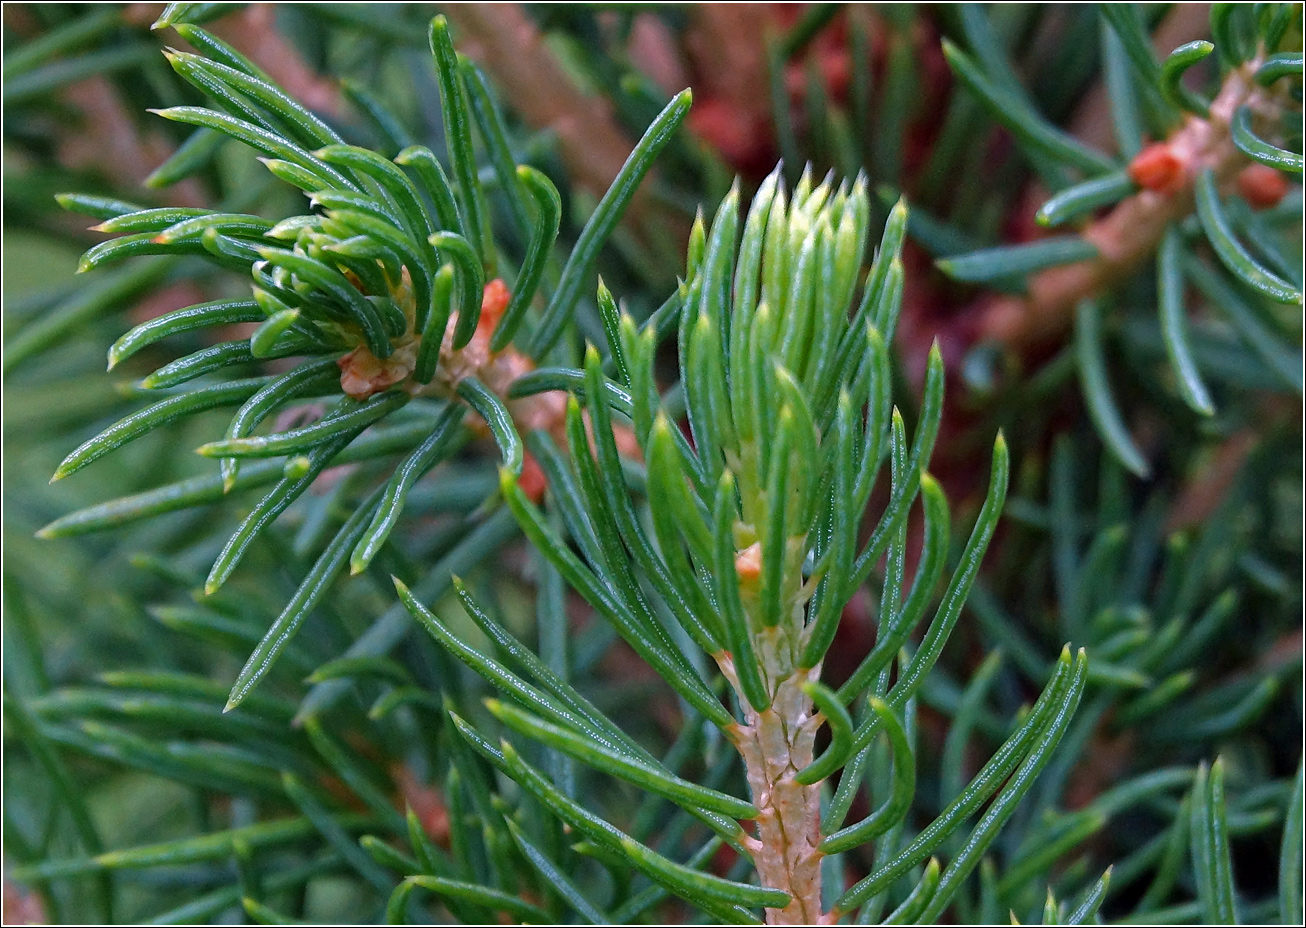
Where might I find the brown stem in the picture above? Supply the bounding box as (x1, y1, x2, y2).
(683, 4, 771, 122)
(1164, 429, 1258, 532)
(976, 54, 1280, 353)
(442, 6, 642, 208)
(209, 5, 342, 116)
(627, 13, 689, 96)
(731, 666, 826, 925)
(128, 3, 343, 114)
(56, 77, 202, 207)
(52, 3, 344, 210)
(1163, 392, 1298, 531)
(442, 3, 689, 250)
(1066, 4, 1215, 155)
(3, 872, 47, 926)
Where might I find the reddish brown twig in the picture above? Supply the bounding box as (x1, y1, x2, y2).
(125, 3, 343, 114)
(2, 873, 46, 926)
(975, 52, 1290, 353)
(208, 5, 342, 116)
(56, 77, 206, 207)
(680, 5, 777, 177)
(441, 5, 654, 221)
(1165, 430, 1259, 532)
(42, 3, 341, 210)
(1067, 4, 1214, 155)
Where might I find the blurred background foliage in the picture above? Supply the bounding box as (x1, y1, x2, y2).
(3, 2, 1302, 924)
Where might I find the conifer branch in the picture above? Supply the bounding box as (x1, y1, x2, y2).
(977, 50, 1298, 352)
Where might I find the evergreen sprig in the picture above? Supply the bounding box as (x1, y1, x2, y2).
(39, 13, 693, 714)
(936, 3, 1304, 473)
(385, 162, 1095, 922)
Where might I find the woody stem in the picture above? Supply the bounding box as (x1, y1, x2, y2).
(732, 668, 826, 925)
(977, 54, 1279, 353)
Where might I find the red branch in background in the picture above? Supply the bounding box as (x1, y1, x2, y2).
(124, 4, 342, 114)
(442, 2, 679, 245)
(2, 876, 46, 927)
(681, 5, 776, 179)
(969, 8, 1293, 356)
